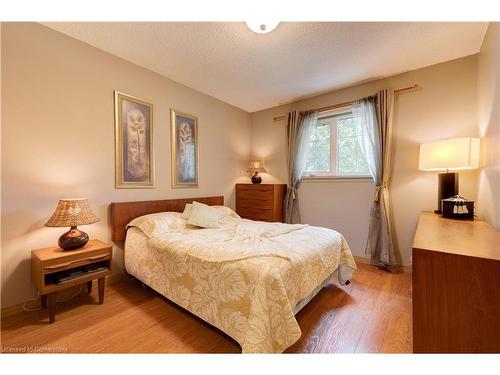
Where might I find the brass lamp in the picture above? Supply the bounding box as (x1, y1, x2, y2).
(247, 160, 268, 184)
(45, 199, 100, 250)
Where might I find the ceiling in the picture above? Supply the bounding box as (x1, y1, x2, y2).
(43, 22, 488, 112)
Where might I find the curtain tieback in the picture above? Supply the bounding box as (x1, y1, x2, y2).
(290, 186, 298, 200)
(374, 181, 389, 202)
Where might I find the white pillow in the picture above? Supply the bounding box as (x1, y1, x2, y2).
(182, 203, 239, 220)
(187, 201, 221, 229)
(181, 203, 192, 220)
(212, 205, 240, 219)
(127, 212, 186, 238)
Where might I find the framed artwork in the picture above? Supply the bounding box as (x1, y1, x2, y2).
(114, 91, 154, 188)
(171, 109, 198, 188)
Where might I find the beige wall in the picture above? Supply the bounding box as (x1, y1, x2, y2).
(1, 23, 251, 308)
(1, 22, 494, 309)
(0, 23, 2, 289)
(251, 55, 480, 265)
(477, 23, 500, 230)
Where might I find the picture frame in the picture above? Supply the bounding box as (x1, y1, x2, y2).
(170, 109, 199, 188)
(114, 91, 154, 188)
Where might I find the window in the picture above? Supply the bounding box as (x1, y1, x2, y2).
(303, 107, 370, 178)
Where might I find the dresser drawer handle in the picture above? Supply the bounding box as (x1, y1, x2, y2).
(45, 255, 109, 270)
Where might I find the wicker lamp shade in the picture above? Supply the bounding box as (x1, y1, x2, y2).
(45, 199, 100, 227)
(45, 199, 99, 251)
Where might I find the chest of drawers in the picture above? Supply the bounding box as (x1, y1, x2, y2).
(412, 212, 500, 353)
(235, 183, 287, 222)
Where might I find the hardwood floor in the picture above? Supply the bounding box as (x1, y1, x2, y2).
(1, 263, 412, 353)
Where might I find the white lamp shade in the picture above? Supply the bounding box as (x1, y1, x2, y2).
(245, 21, 280, 34)
(419, 137, 480, 171)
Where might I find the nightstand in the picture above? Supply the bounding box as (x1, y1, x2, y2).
(236, 183, 287, 222)
(31, 239, 112, 323)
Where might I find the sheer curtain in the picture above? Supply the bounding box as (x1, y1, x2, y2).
(284, 110, 318, 224)
(353, 90, 399, 270)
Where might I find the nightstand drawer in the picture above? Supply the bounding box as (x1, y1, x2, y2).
(44, 253, 111, 274)
(43, 248, 111, 269)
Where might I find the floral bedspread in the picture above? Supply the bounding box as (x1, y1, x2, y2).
(124, 219, 356, 353)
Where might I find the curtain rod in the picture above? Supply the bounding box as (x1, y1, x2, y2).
(272, 84, 419, 121)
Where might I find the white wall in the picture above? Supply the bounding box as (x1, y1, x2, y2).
(477, 23, 500, 230)
(251, 55, 480, 265)
(1, 23, 251, 308)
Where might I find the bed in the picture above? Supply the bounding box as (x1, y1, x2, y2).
(110, 196, 357, 353)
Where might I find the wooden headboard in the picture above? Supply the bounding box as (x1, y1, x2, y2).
(109, 196, 224, 241)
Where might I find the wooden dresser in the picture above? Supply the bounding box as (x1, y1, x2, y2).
(236, 183, 287, 222)
(412, 212, 500, 353)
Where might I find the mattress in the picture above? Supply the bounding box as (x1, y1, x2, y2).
(124, 219, 356, 353)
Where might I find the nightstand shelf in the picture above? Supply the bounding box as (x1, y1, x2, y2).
(31, 239, 112, 323)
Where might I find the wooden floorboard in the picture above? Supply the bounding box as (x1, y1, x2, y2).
(1, 263, 412, 353)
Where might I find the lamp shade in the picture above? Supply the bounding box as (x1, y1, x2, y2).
(418, 137, 480, 171)
(245, 21, 280, 34)
(45, 199, 100, 228)
(246, 160, 268, 173)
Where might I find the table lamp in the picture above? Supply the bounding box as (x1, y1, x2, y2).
(247, 160, 268, 184)
(45, 198, 100, 250)
(419, 137, 480, 213)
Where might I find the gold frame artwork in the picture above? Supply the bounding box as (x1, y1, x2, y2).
(114, 91, 155, 188)
(170, 109, 199, 188)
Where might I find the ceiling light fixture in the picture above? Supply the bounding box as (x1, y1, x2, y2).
(245, 21, 280, 34)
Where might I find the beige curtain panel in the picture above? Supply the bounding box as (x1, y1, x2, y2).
(284, 110, 318, 224)
(353, 89, 399, 270)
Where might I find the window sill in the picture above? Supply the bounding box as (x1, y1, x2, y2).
(302, 175, 373, 183)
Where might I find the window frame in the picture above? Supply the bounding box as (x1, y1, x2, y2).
(302, 106, 372, 181)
